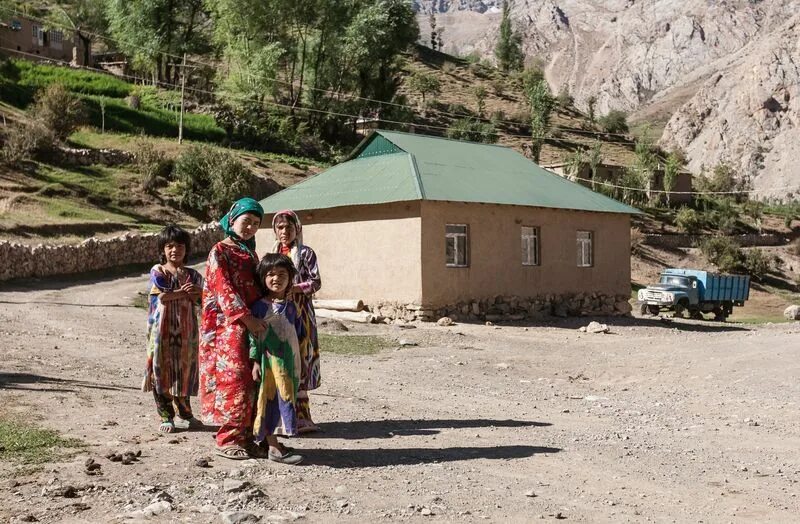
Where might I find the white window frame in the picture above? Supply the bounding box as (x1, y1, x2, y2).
(445, 224, 469, 268)
(32, 25, 44, 46)
(577, 230, 593, 267)
(521, 226, 540, 266)
(50, 29, 63, 50)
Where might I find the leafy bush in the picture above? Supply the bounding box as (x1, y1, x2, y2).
(599, 110, 629, 134)
(699, 237, 743, 273)
(491, 79, 505, 97)
(675, 207, 702, 234)
(31, 84, 86, 140)
(173, 145, 255, 220)
(556, 86, 574, 107)
(1, 121, 57, 166)
(134, 141, 173, 192)
(741, 249, 772, 281)
(446, 118, 498, 144)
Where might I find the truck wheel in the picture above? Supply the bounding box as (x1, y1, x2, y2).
(689, 309, 704, 320)
(647, 305, 660, 316)
(713, 307, 725, 321)
(674, 301, 687, 318)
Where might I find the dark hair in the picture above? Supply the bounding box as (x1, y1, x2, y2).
(256, 253, 297, 295)
(157, 224, 191, 264)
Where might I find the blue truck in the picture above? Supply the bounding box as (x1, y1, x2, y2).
(637, 268, 750, 321)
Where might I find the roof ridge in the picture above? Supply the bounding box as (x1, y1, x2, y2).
(407, 153, 426, 200)
(377, 129, 512, 150)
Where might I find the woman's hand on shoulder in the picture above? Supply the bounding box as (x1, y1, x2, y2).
(241, 315, 267, 335)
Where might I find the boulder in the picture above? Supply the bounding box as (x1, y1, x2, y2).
(784, 305, 800, 320)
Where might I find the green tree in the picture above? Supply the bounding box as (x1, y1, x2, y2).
(473, 84, 487, 117)
(105, 0, 211, 83)
(631, 126, 658, 204)
(586, 95, 597, 124)
(207, 0, 418, 139)
(406, 71, 441, 108)
(527, 78, 553, 163)
(48, 0, 108, 67)
(587, 140, 602, 191)
(662, 151, 683, 207)
(429, 10, 438, 51)
(565, 148, 585, 181)
(599, 109, 629, 134)
(743, 200, 765, 233)
(494, 0, 523, 73)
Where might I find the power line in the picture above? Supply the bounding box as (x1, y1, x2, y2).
(0, 6, 642, 143)
(0, 45, 638, 150)
(4, 46, 799, 198)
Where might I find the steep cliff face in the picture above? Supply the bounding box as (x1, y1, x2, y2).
(660, 16, 800, 197)
(415, 0, 800, 196)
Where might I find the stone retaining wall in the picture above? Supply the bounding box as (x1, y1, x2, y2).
(57, 147, 135, 167)
(644, 233, 787, 248)
(0, 223, 222, 282)
(371, 293, 633, 323)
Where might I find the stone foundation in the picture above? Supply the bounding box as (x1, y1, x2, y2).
(0, 223, 222, 282)
(370, 293, 633, 323)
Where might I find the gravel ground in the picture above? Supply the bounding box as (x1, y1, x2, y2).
(1, 270, 799, 523)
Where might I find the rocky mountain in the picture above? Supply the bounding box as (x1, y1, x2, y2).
(414, 0, 800, 197)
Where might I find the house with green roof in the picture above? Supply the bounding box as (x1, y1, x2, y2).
(258, 130, 638, 321)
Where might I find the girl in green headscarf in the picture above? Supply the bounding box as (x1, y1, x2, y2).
(199, 198, 269, 459)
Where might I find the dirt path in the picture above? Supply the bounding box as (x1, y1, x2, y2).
(1, 271, 800, 523)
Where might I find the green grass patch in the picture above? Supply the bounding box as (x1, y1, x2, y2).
(320, 334, 391, 356)
(0, 416, 84, 465)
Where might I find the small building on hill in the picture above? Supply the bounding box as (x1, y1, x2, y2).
(258, 130, 639, 322)
(0, 14, 89, 65)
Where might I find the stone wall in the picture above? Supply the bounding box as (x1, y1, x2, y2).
(57, 147, 134, 167)
(370, 293, 633, 323)
(0, 223, 222, 282)
(644, 233, 787, 249)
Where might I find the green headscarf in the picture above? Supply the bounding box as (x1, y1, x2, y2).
(219, 197, 264, 254)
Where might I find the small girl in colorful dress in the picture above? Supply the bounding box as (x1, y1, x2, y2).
(250, 253, 304, 465)
(142, 225, 203, 433)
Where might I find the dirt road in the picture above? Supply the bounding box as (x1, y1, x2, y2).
(1, 270, 799, 523)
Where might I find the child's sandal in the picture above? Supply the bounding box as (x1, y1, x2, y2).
(159, 421, 175, 433)
(215, 445, 250, 460)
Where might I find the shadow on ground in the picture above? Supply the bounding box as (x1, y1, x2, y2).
(0, 372, 139, 393)
(300, 445, 560, 468)
(312, 419, 551, 440)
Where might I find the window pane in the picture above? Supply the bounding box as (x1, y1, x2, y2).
(445, 236, 455, 265)
(446, 224, 466, 235)
(456, 236, 467, 266)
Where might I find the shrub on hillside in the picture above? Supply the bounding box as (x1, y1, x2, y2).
(446, 118, 498, 144)
(173, 145, 254, 220)
(675, 207, 702, 234)
(134, 141, 173, 193)
(741, 249, 772, 282)
(699, 237, 743, 274)
(30, 84, 86, 140)
(599, 110, 629, 134)
(1, 121, 57, 166)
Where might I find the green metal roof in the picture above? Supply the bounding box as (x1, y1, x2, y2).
(261, 130, 640, 215)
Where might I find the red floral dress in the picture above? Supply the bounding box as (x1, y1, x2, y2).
(199, 242, 261, 447)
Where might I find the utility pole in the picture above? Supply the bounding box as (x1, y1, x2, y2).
(178, 53, 187, 144)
